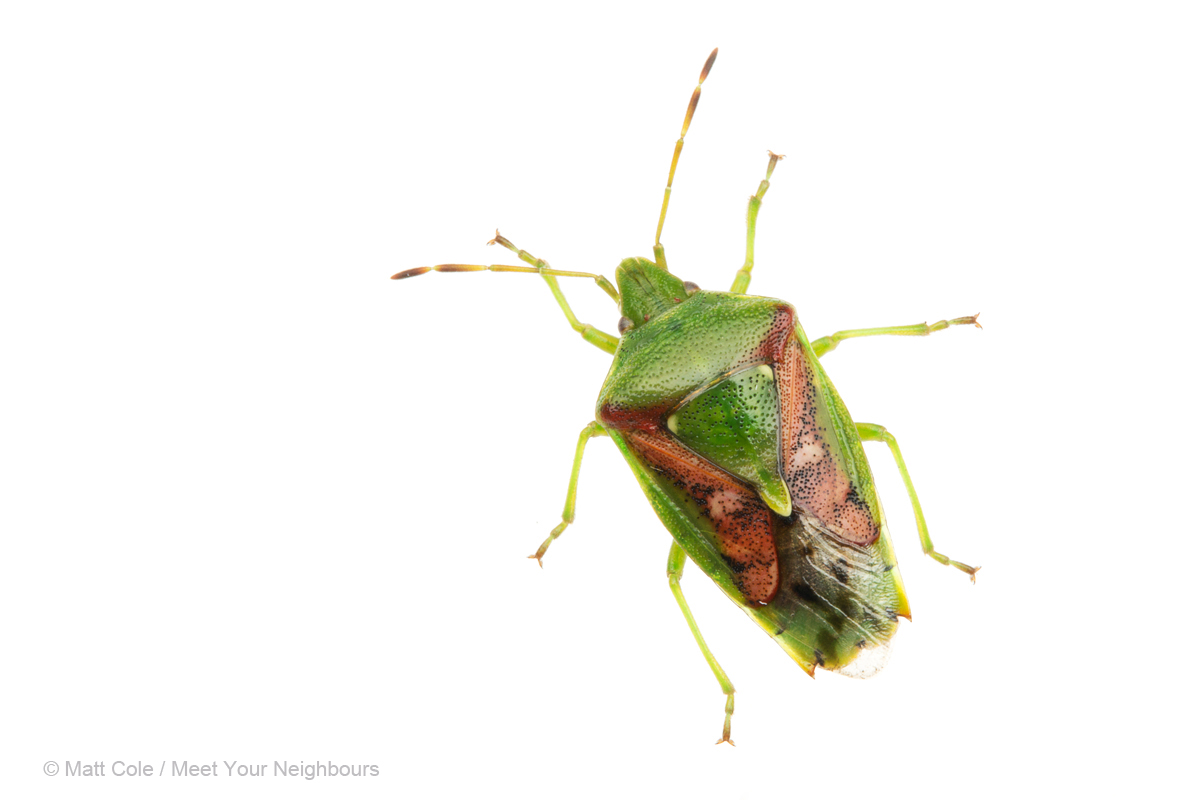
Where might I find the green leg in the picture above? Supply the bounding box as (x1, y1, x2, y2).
(811, 314, 981, 358)
(856, 422, 980, 582)
(528, 422, 608, 565)
(490, 231, 620, 354)
(652, 48, 718, 272)
(729, 151, 784, 295)
(393, 231, 620, 354)
(667, 542, 736, 746)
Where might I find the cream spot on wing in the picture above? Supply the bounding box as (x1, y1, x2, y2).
(708, 488, 744, 521)
(792, 440, 825, 468)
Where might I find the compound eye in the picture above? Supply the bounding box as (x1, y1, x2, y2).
(617, 316, 633, 334)
(682, 281, 700, 296)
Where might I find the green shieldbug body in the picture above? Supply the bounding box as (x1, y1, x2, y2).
(395, 48, 979, 744)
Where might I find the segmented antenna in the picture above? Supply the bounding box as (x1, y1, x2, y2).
(653, 48, 718, 272)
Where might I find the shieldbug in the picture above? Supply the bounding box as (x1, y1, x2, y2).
(394, 48, 980, 744)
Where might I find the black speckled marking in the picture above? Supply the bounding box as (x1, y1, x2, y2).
(791, 582, 820, 604)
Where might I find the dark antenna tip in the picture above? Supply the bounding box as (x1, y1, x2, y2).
(700, 48, 718, 81)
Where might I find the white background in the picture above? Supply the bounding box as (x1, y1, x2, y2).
(3, 2, 1197, 798)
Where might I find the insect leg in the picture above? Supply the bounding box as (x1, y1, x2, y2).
(653, 48, 719, 273)
(856, 423, 981, 582)
(490, 231, 620, 354)
(528, 422, 609, 566)
(811, 314, 981, 358)
(729, 151, 785, 295)
(667, 542, 736, 746)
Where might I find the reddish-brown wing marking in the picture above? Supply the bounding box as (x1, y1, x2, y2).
(627, 430, 779, 605)
(775, 327, 878, 547)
